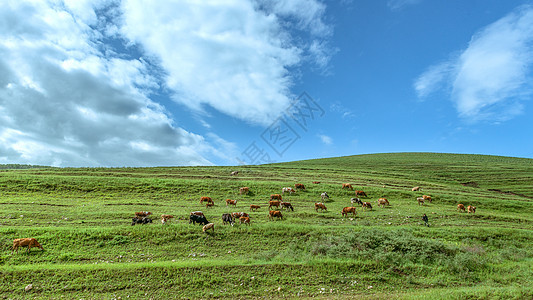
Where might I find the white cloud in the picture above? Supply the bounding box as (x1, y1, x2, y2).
(0, 0, 212, 167)
(414, 5, 533, 121)
(0, 0, 334, 167)
(119, 0, 333, 125)
(318, 134, 332, 145)
(388, 0, 422, 11)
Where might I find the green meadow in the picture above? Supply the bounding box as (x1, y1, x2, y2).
(1, 153, 532, 299)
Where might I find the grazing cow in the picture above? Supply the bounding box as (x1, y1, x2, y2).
(270, 194, 282, 201)
(417, 197, 425, 206)
(269, 200, 281, 210)
(206, 202, 214, 209)
(321, 192, 329, 201)
(200, 197, 213, 204)
(222, 213, 234, 226)
(341, 207, 357, 217)
(203, 223, 215, 233)
(239, 187, 250, 195)
(12, 238, 44, 254)
(342, 183, 354, 190)
(351, 197, 363, 206)
(269, 210, 283, 220)
(377, 198, 390, 207)
(189, 214, 209, 225)
(315, 202, 327, 212)
(135, 211, 152, 218)
(280, 201, 294, 211)
(226, 199, 237, 207)
(190, 211, 205, 217)
(131, 217, 152, 226)
(467, 205, 476, 213)
(457, 204, 466, 212)
(422, 195, 432, 203)
(239, 216, 251, 225)
(249, 204, 261, 211)
(282, 187, 296, 194)
(232, 212, 249, 219)
(295, 183, 306, 190)
(231, 171, 239, 176)
(362, 202, 373, 211)
(355, 190, 367, 197)
(412, 186, 420, 191)
(313, 181, 321, 184)
(161, 214, 173, 225)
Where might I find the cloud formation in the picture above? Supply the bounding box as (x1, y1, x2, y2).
(318, 134, 333, 145)
(388, 0, 422, 11)
(0, 0, 333, 167)
(415, 5, 533, 121)
(120, 0, 333, 126)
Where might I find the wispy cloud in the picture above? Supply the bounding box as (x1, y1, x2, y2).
(388, 0, 422, 11)
(414, 5, 533, 121)
(318, 134, 333, 145)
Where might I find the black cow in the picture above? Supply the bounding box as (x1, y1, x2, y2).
(222, 213, 234, 226)
(189, 214, 209, 225)
(351, 197, 363, 206)
(131, 217, 152, 226)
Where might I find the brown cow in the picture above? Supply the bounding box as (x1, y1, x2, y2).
(239, 187, 250, 195)
(282, 187, 296, 194)
(422, 195, 432, 203)
(295, 183, 306, 190)
(202, 223, 215, 233)
(342, 183, 353, 190)
(191, 211, 205, 217)
(161, 214, 173, 224)
(280, 201, 294, 211)
(362, 202, 373, 211)
(412, 186, 421, 191)
(315, 202, 327, 212)
(355, 190, 367, 197)
(200, 197, 213, 204)
(232, 212, 249, 219)
(417, 197, 425, 206)
(239, 216, 251, 225)
(206, 202, 214, 208)
(312, 181, 321, 184)
(270, 194, 282, 201)
(377, 198, 390, 207)
(467, 205, 476, 213)
(269, 200, 281, 210)
(457, 204, 466, 212)
(269, 210, 283, 220)
(249, 204, 261, 211)
(135, 211, 152, 218)
(12, 238, 44, 254)
(341, 207, 357, 217)
(226, 199, 237, 207)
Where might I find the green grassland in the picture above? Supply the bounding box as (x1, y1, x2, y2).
(0, 153, 532, 299)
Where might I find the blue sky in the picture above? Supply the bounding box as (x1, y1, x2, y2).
(1, 0, 532, 167)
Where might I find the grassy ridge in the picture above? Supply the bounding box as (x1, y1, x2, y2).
(1, 153, 532, 299)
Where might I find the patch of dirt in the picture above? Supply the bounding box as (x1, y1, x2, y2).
(104, 203, 162, 206)
(488, 189, 532, 199)
(461, 182, 479, 188)
(0, 202, 72, 207)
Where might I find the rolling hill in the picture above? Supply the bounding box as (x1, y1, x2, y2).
(1, 153, 532, 299)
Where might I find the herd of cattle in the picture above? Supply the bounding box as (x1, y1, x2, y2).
(10, 180, 478, 254)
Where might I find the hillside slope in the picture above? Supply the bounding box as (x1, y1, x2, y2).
(0, 153, 532, 299)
